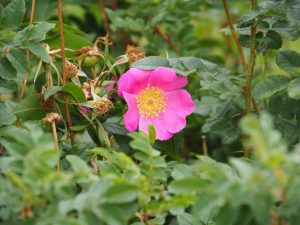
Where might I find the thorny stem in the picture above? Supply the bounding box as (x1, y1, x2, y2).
(153, 26, 179, 54)
(58, 0, 75, 146)
(19, 0, 36, 100)
(201, 135, 208, 156)
(98, 0, 110, 34)
(51, 122, 60, 171)
(222, 0, 248, 73)
(222, 0, 258, 114)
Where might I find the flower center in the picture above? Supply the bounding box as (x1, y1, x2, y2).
(136, 86, 166, 119)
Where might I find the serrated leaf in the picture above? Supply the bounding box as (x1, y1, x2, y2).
(62, 83, 86, 103)
(102, 122, 128, 135)
(276, 50, 300, 75)
(288, 78, 300, 99)
(169, 178, 203, 194)
(13, 94, 47, 121)
(25, 43, 51, 63)
(2, 0, 25, 28)
(263, 30, 282, 50)
(0, 78, 16, 93)
(253, 75, 290, 99)
(46, 22, 92, 50)
(66, 155, 91, 172)
(13, 22, 55, 45)
(6, 48, 28, 74)
(103, 184, 138, 203)
(0, 104, 16, 127)
(131, 56, 169, 70)
(44, 86, 62, 101)
(0, 58, 17, 80)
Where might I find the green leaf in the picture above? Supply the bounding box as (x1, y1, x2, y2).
(13, 22, 55, 45)
(96, 120, 111, 147)
(169, 178, 203, 194)
(2, 0, 25, 28)
(62, 83, 86, 103)
(0, 104, 16, 127)
(0, 78, 16, 94)
(25, 43, 51, 63)
(102, 122, 128, 135)
(44, 86, 62, 101)
(263, 30, 282, 50)
(104, 184, 138, 203)
(6, 48, 28, 74)
(46, 22, 92, 50)
(276, 50, 300, 75)
(13, 94, 47, 121)
(288, 78, 300, 99)
(131, 56, 169, 70)
(66, 155, 91, 172)
(253, 75, 290, 99)
(0, 58, 17, 80)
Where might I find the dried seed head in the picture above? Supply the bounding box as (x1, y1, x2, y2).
(43, 113, 62, 124)
(65, 62, 78, 78)
(126, 45, 145, 63)
(76, 47, 93, 57)
(93, 97, 114, 116)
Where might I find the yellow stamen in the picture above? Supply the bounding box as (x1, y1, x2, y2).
(136, 85, 166, 119)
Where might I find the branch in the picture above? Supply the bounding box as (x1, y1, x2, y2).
(222, 0, 258, 114)
(153, 26, 179, 54)
(98, 0, 110, 34)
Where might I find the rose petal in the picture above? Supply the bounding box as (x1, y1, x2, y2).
(123, 92, 139, 131)
(160, 109, 186, 133)
(139, 117, 173, 141)
(118, 68, 151, 96)
(166, 90, 195, 117)
(148, 67, 187, 92)
(152, 118, 174, 140)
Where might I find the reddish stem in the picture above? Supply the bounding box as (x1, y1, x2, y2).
(58, 0, 75, 146)
(98, 0, 110, 34)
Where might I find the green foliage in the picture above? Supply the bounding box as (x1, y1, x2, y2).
(2, 0, 300, 224)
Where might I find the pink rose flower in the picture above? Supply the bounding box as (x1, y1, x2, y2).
(80, 106, 88, 114)
(106, 76, 116, 91)
(118, 67, 195, 141)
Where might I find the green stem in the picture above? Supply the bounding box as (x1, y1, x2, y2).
(245, 0, 257, 114)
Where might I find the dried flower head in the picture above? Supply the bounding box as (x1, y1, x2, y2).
(92, 97, 114, 116)
(65, 62, 78, 78)
(76, 47, 93, 56)
(126, 45, 145, 63)
(43, 113, 62, 124)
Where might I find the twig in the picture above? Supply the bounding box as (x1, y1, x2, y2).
(19, 0, 36, 100)
(153, 26, 178, 54)
(58, 0, 75, 146)
(222, 0, 248, 73)
(222, 0, 259, 114)
(201, 135, 208, 156)
(98, 0, 110, 34)
(245, 0, 257, 113)
(51, 121, 60, 171)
